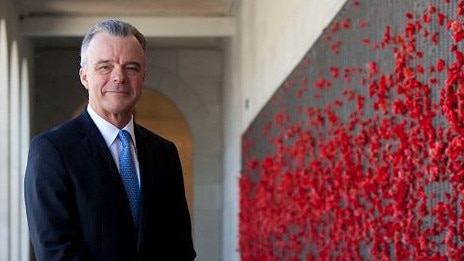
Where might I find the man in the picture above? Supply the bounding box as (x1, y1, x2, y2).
(24, 19, 196, 261)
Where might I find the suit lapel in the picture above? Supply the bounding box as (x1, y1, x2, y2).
(77, 110, 137, 232)
(134, 125, 147, 248)
(134, 124, 163, 248)
(76, 110, 120, 176)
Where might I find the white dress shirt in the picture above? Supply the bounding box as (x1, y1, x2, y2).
(86, 106, 141, 185)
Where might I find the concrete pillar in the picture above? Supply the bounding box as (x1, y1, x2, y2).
(0, 18, 10, 261)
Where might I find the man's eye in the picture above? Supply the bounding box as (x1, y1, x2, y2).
(97, 65, 112, 74)
(126, 66, 140, 75)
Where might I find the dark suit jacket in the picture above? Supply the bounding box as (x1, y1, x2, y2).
(24, 110, 196, 261)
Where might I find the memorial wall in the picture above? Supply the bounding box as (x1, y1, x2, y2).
(240, 0, 464, 259)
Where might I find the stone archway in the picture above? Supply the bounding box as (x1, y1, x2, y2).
(134, 89, 194, 213)
(145, 58, 223, 260)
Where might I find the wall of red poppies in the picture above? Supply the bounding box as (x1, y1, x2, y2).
(240, 0, 464, 259)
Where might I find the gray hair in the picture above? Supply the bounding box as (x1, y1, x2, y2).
(80, 19, 147, 67)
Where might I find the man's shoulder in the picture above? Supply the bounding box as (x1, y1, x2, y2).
(135, 124, 174, 147)
(32, 113, 87, 145)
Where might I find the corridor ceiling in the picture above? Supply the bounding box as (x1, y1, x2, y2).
(15, 0, 236, 17)
(14, 0, 237, 49)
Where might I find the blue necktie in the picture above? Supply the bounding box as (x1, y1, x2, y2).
(118, 130, 141, 227)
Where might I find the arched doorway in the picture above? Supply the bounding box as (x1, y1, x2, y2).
(72, 88, 194, 214)
(134, 89, 194, 213)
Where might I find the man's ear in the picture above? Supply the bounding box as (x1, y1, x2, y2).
(79, 68, 89, 90)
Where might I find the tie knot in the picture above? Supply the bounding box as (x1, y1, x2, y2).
(118, 130, 132, 148)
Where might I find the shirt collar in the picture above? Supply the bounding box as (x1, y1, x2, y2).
(86, 105, 136, 148)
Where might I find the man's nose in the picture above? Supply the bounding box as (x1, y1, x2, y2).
(112, 66, 126, 83)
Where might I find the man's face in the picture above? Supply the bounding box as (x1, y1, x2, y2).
(79, 32, 145, 121)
